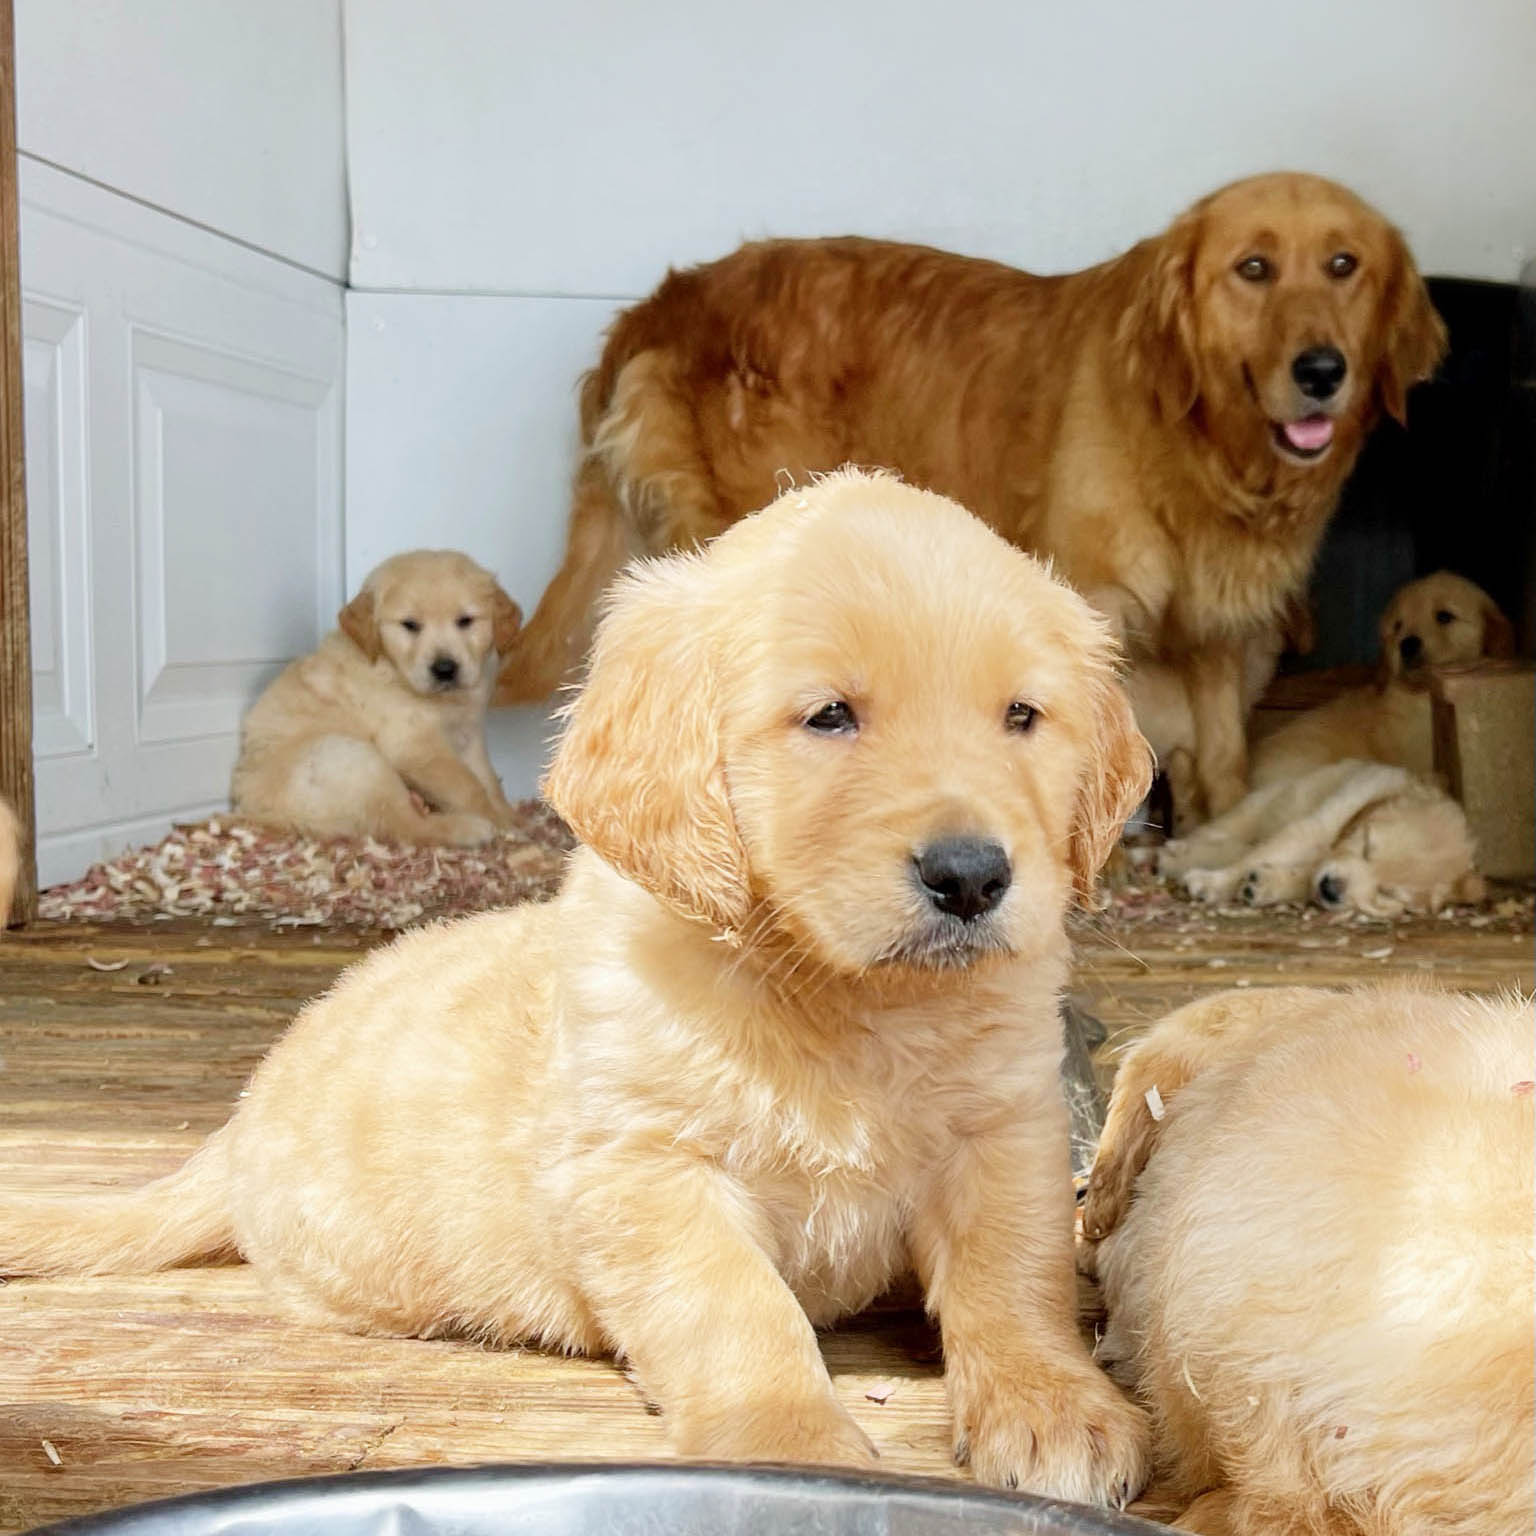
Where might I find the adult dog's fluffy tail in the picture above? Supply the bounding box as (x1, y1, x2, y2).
(0, 1130, 235, 1276)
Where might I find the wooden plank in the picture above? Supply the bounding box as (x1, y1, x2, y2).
(0, 0, 32, 926)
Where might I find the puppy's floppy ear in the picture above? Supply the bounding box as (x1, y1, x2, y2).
(338, 589, 381, 662)
(1481, 596, 1516, 660)
(1375, 233, 1447, 425)
(542, 556, 751, 932)
(1120, 212, 1202, 421)
(1068, 674, 1155, 908)
(490, 585, 523, 655)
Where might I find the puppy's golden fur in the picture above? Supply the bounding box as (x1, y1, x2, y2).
(1251, 572, 1515, 788)
(1, 473, 1154, 1500)
(501, 172, 1443, 824)
(1159, 759, 1484, 915)
(1081, 985, 1535, 1536)
(232, 550, 523, 845)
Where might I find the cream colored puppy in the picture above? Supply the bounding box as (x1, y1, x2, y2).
(0, 472, 1153, 1502)
(1159, 759, 1483, 914)
(1081, 985, 1534, 1536)
(232, 550, 523, 845)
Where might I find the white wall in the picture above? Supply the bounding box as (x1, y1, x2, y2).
(16, 0, 348, 279)
(343, 0, 1536, 795)
(18, 4, 348, 884)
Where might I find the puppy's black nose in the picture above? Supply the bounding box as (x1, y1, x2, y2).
(1292, 346, 1347, 401)
(1399, 634, 1423, 665)
(1316, 873, 1346, 906)
(915, 837, 1012, 921)
(430, 655, 459, 683)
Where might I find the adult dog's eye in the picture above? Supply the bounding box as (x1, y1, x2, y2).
(400, 618, 421, 634)
(1327, 251, 1358, 278)
(1235, 255, 1271, 282)
(1005, 702, 1038, 733)
(456, 614, 476, 629)
(804, 701, 857, 734)
(1435, 609, 1455, 625)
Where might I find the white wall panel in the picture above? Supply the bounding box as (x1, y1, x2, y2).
(345, 0, 1536, 296)
(16, 0, 348, 278)
(20, 160, 344, 887)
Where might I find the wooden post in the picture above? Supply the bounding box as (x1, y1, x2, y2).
(0, 0, 36, 924)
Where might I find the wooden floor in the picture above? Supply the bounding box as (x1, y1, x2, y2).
(1, 908, 1531, 1532)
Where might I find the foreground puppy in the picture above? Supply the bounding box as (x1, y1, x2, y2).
(500, 172, 1443, 823)
(1159, 759, 1483, 914)
(1251, 571, 1514, 787)
(232, 550, 523, 845)
(1081, 986, 1534, 1536)
(1, 473, 1153, 1500)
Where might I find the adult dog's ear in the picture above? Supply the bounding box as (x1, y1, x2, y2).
(338, 588, 381, 662)
(542, 556, 751, 932)
(1481, 595, 1516, 660)
(1068, 674, 1155, 909)
(1375, 232, 1447, 425)
(1120, 210, 1202, 421)
(490, 585, 524, 655)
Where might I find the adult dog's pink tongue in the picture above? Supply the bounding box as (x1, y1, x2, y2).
(1283, 416, 1334, 452)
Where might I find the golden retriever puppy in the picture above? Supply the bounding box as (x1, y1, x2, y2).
(499, 172, 1444, 825)
(1080, 985, 1535, 1536)
(0, 473, 1154, 1501)
(1158, 759, 1483, 914)
(1251, 572, 1515, 788)
(232, 550, 523, 845)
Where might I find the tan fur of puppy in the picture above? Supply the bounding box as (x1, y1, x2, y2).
(1159, 759, 1483, 914)
(1251, 572, 1514, 788)
(232, 550, 523, 845)
(501, 173, 1443, 826)
(1081, 985, 1535, 1536)
(0, 473, 1153, 1501)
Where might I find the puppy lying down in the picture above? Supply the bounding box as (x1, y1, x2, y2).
(1081, 985, 1534, 1536)
(0, 472, 1154, 1502)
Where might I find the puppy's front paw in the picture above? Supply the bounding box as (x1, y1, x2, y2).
(1238, 864, 1305, 907)
(1181, 866, 1240, 904)
(438, 812, 498, 847)
(953, 1357, 1148, 1506)
(678, 1393, 877, 1469)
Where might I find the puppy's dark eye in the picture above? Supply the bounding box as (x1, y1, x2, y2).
(456, 614, 475, 629)
(804, 701, 857, 734)
(1327, 251, 1358, 278)
(1236, 255, 1271, 282)
(1005, 702, 1038, 733)
(1435, 609, 1455, 625)
(400, 618, 421, 634)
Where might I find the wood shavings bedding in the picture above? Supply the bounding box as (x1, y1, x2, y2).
(40, 802, 575, 931)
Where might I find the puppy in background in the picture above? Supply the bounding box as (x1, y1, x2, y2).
(1159, 760, 1483, 915)
(1251, 571, 1514, 787)
(233, 550, 523, 845)
(1082, 985, 1534, 1536)
(1, 473, 1153, 1502)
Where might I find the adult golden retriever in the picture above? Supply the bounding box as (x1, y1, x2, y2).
(1081, 985, 1534, 1536)
(1, 473, 1153, 1501)
(232, 550, 523, 845)
(499, 172, 1444, 822)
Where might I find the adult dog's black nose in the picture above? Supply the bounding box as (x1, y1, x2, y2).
(1399, 634, 1423, 665)
(430, 655, 460, 683)
(1292, 346, 1347, 401)
(915, 837, 1012, 921)
(1316, 872, 1346, 906)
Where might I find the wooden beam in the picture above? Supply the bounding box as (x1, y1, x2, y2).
(0, 0, 35, 925)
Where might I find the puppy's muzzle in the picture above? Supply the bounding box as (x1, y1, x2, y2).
(914, 836, 1012, 921)
(1398, 634, 1424, 668)
(1315, 871, 1346, 907)
(429, 655, 461, 687)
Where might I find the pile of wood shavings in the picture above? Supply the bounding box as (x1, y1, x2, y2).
(40, 802, 575, 930)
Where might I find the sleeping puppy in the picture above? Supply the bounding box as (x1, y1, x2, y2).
(1158, 759, 1484, 914)
(1080, 985, 1534, 1536)
(0, 472, 1154, 1502)
(232, 550, 523, 845)
(1251, 571, 1515, 787)
(500, 172, 1444, 826)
